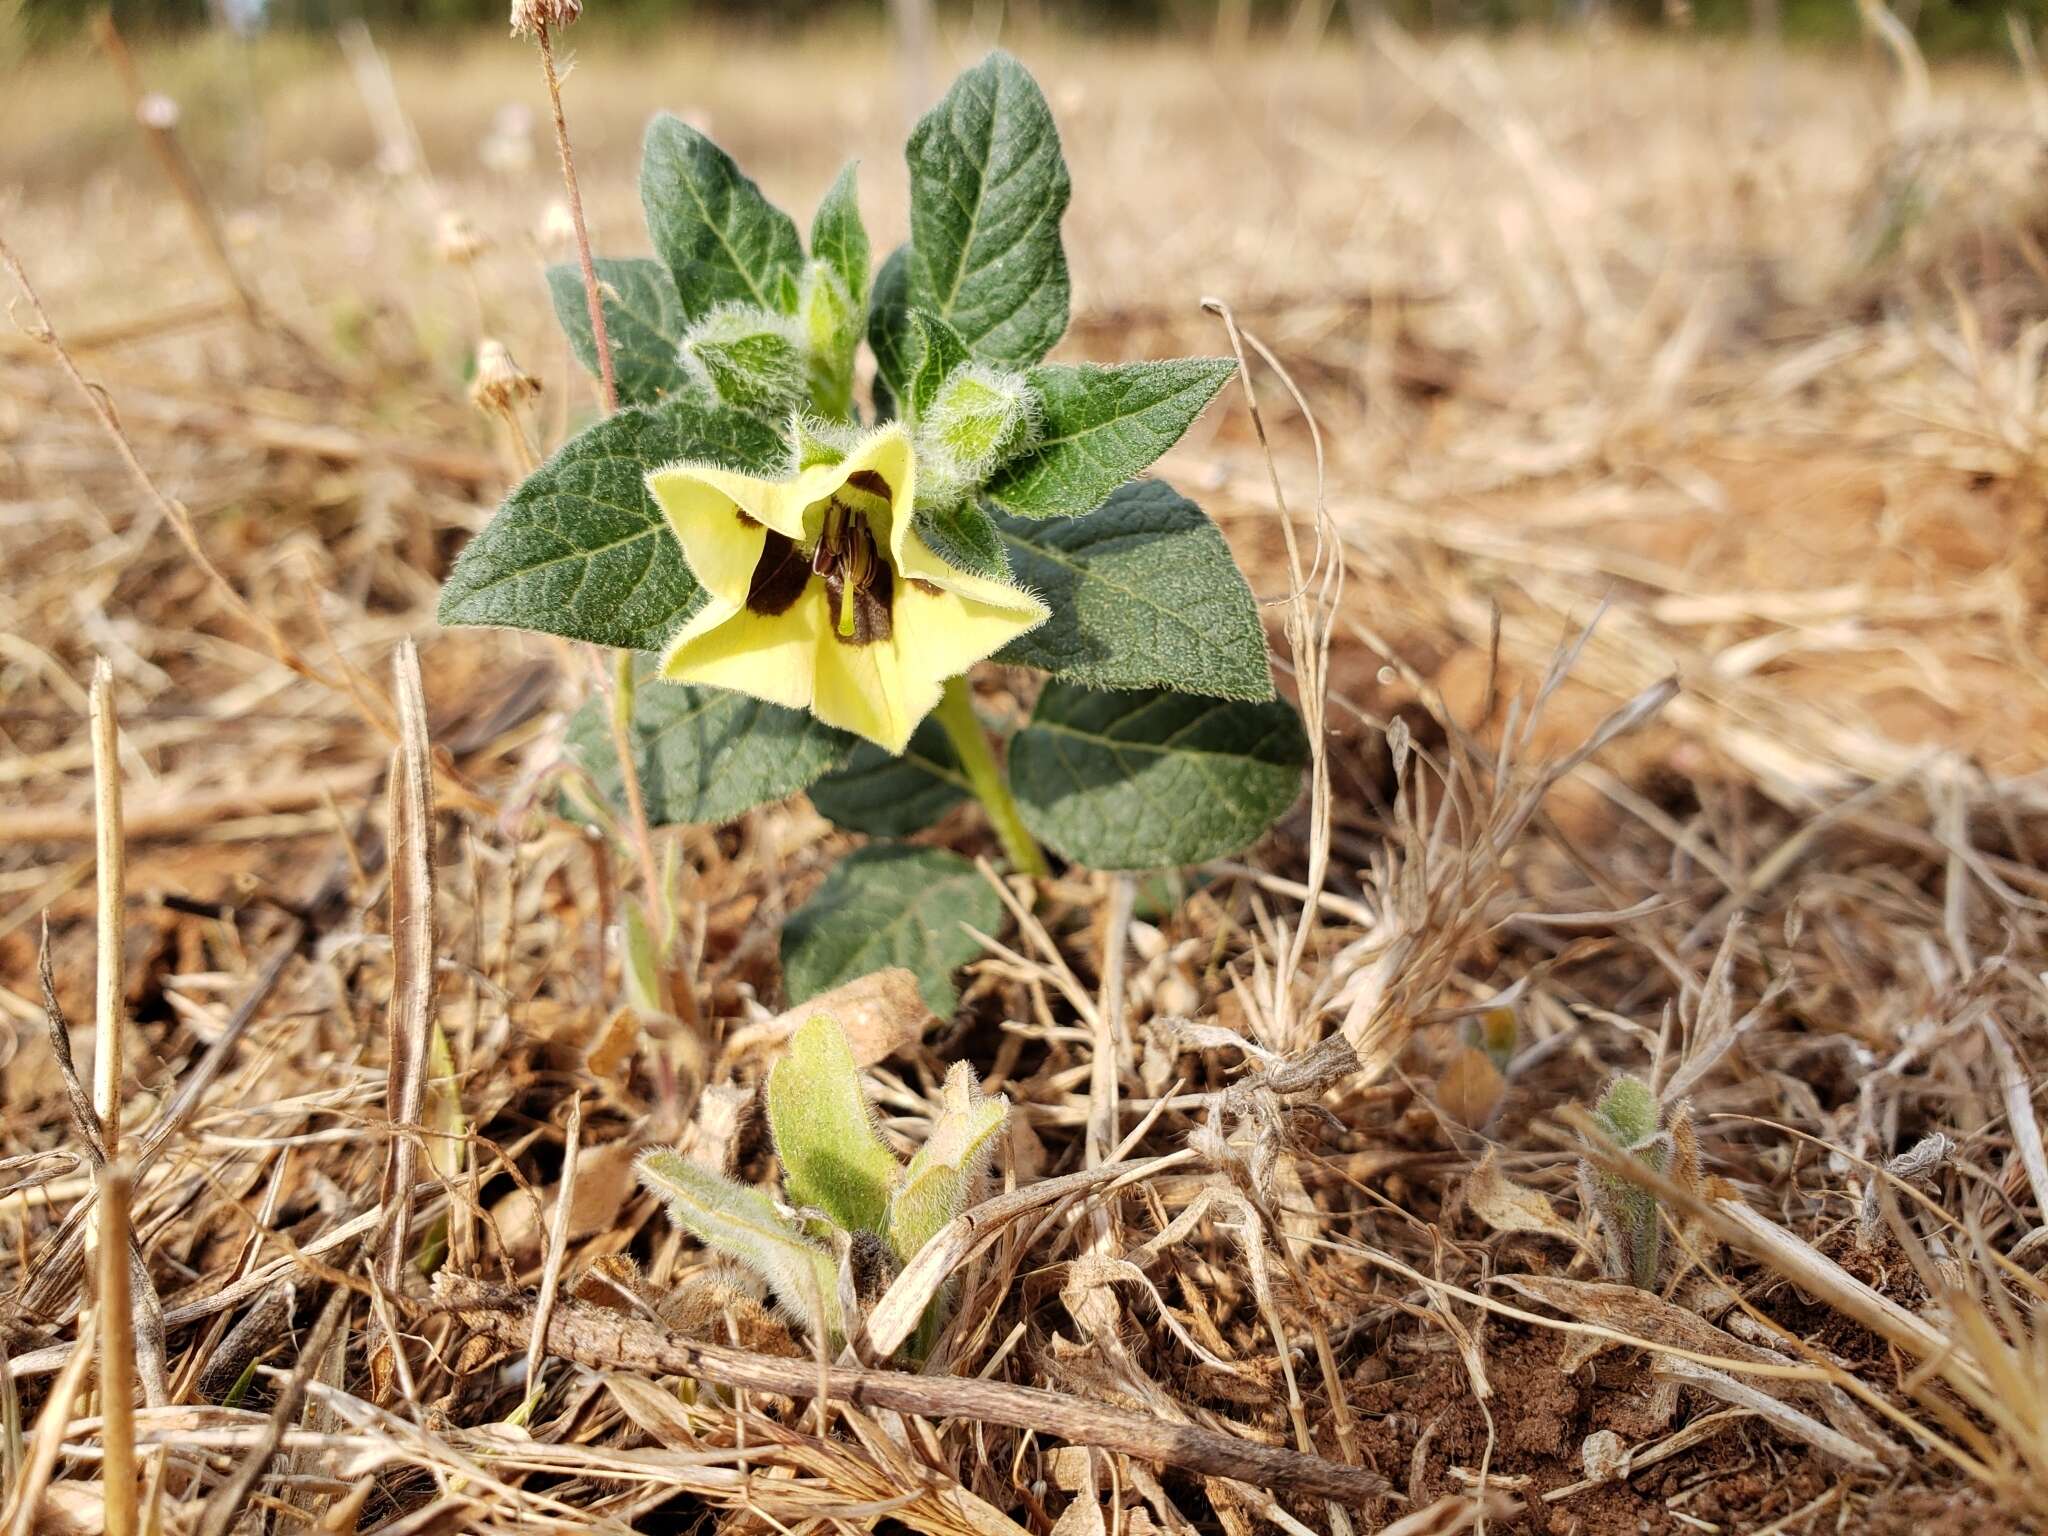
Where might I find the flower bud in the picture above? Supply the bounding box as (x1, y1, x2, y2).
(680, 304, 808, 420)
(919, 363, 1036, 485)
(797, 261, 861, 422)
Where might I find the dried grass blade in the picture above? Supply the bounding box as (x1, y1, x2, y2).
(378, 639, 437, 1291)
(1982, 1016, 2048, 1234)
(1651, 1356, 1883, 1469)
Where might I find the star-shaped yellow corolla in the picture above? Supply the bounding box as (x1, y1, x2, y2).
(647, 425, 1048, 754)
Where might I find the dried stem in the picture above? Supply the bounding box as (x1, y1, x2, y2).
(96, 1162, 138, 1536)
(434, 1277, 1387, 1505)
(89, 659, 124, 1158)
(0, 235, 333, 690)
(93, 13, 263, 326)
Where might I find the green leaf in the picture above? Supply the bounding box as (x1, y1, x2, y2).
(641, 113, 806, 321)
(908, 311, 972, 423)
(867, 245, 916, 414)
(567, 669, 856, 827)
(546, 258, 691, 407)
(808, 716, 970, 836)
(766, 1016, 901, 1235)
(986, 359, 1237, 519)
(914, 500, 1009, 583)
(636, 1149, 841, 1335)
(993, 481, 1273, 701)
(885, 1062, 1007, 1263)
(1009, 685, 1307, 870)
(810, 162, 871, 310)
(906, 52, 1072, 369)
(782, 846, 1003, 1015)
(437, 403, 786, 650)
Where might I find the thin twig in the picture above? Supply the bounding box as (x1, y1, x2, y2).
(434, 1278, 1387, 1505)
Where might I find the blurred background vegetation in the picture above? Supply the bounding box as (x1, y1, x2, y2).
(6, 0, 2046, 56)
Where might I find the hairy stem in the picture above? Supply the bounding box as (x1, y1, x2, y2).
(534, 20, 617, 415)
(933, 676, 1047, 879)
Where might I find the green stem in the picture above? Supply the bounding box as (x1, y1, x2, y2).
(933, 675, 1048, 879)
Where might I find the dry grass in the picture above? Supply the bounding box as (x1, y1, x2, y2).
(5, 15, 2048, 1534)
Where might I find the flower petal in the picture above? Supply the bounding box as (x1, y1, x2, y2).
(811, 625, 928, 754)
(647, 466, 775, 608)
(662, 585, 826, 709)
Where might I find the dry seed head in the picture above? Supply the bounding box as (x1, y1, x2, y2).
(536, 200, 578, 253)
(435, 210, 488, 267)
(470, 339, 542, 415)
(510, 0, 581, 35)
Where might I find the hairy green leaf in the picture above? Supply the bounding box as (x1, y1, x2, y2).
(886, 1062, 1007, 1263)
(915, 500, 1010, 583)
(810, 162, 871, 311)
(641, 114, 806, 321)
(437, 403, 786, 650)
(906, 52, 1072, 368)
(636, 1149, 840, 1334)
(994, 481, 1272, 700)
(546, 258, 691, 406)
(907, 311, 972, 424)
(866, 244, 916, 415)
(567, 666, 856, 827)
(782, 846, 1004, 1015)
(766, 1016, 900, 1235)
(986, 358, 1236, 519)
(1010, 685, 1307, 870)
(808, 716, 970, 836)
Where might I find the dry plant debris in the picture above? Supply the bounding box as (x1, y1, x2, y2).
(2, 19, 2048, 1536)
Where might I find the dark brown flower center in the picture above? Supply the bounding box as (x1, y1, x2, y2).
(740, 477, 895, 646)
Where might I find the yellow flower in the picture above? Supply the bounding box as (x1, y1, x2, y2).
(647, 425, 1048, 754)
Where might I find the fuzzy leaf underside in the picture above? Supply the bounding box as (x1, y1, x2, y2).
(905, 52, 1072, 369)
(807, 716, 971, 836)
(985, 358, 1237, 519)
(546, 258, 692, 406)
(781, 845, 1004, 1016)
(766, 1016, 901, 1236)
(637, 1149, 839, 1333)
(566, 666, 856, 827)
(436, 403, 786, 651)
(992, 480, 1273, 700)
(641, 113, 806, 322)
(1009, 685, 1308, 870)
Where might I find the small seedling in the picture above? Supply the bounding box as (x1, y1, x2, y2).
(638, 1015, 1005, 1357)
(1577, 1074, 1698, 1290)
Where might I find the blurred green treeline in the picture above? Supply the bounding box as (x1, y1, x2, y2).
(12, 0, 2048, 56)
